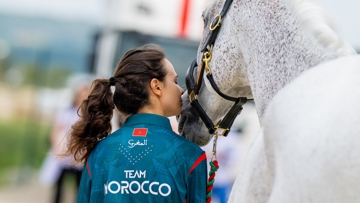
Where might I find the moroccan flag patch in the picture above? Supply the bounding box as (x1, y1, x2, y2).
(132, 128, 148, 136)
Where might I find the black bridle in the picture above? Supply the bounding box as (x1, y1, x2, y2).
(185, 0, 248, 137)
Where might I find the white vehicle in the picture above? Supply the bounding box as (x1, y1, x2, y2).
(90, 29, 199, 88)
(91, 0, 208, 84)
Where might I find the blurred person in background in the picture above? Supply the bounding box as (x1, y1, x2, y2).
(39, 76, 92, 203)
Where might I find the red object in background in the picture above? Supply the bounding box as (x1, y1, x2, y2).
(132, 128, 148, 136)
(179, 0, 190, 38)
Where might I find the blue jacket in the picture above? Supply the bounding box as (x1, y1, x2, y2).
(78, 113, 208, 203)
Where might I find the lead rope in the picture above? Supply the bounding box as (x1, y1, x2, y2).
(206, 135, 219, 203)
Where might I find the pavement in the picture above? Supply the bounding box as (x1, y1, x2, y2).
(0, 170, 77, 203)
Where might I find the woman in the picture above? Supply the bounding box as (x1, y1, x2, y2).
(50, 83, 89, 203)
(39, 76, 92, 203)
(66, 44, 207, 202)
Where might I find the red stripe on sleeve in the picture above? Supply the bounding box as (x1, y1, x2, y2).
(86, 160, 92, 179)
(188, 153, 206, 174)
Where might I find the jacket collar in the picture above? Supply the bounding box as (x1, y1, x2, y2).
(123, 113, 172, 130)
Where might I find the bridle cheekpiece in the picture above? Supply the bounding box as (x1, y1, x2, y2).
(185, 0, 248, 137)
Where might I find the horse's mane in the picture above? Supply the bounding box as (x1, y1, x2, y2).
(287, 0, 356, 55)
(204, 0, 356, 55)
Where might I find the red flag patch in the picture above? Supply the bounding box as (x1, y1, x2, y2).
(132, 128, 148, 136)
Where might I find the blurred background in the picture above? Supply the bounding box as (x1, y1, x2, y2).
(0, 0, 358, 202)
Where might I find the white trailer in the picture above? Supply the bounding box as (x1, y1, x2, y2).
(91, 0, 208, 85)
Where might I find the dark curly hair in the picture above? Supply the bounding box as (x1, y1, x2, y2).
(67, 44, 167, 162)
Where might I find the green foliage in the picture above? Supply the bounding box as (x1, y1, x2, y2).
(0, 119, 51, 185)
(0, 63, 72, 88)
(20, 64, 72, 88)
(0, 58, 11, 81)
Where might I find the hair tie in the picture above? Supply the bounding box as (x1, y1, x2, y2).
(109, 77, 115, 86)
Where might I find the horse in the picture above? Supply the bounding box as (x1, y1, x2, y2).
(177, 0, 360, 202)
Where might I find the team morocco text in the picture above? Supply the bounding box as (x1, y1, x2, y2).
(104, 170, 171, 197)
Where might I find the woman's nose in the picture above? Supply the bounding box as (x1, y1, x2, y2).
(180, 87, 185, 95)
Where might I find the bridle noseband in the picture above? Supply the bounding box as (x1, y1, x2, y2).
(185, 0, 248, 137)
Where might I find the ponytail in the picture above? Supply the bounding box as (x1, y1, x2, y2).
(67, 43, 166, 163)
(67, 78, 114, 162)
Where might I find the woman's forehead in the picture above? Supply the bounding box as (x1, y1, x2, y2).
(163, 58, 177, 75)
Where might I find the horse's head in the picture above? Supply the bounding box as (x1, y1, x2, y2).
(178, 0, 357, 146)
(178, 0, 252, 146)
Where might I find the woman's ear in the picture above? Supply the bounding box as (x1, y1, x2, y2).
(149, 78, 162, 97)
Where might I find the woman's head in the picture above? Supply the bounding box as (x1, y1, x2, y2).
(111, 44, 167, 115)
(112, 44, 184, 117)
(67, 44, 183, 162)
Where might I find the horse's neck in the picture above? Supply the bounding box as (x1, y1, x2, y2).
(232, 0, 345, 123)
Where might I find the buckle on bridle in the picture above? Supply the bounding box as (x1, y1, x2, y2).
(214, 126, 229, 136)
(209, 14, 222, 31)
(188, 90, 198, 103)
(203, 45, 213, 75)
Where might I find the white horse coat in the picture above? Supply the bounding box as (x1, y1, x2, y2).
(177, 0, 360, 202)
(230, 55, 360, 202)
